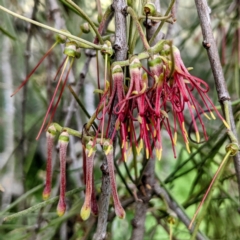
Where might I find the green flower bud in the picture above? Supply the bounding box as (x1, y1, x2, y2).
(80, 22, 90, 34)
(55, 29, 70, 44)
(101, 40, 113, 56)
(144, 3, 156, 16)
(63, 41, 78, 58)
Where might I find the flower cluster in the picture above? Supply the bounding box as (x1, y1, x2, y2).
(95, 44, 229, 161)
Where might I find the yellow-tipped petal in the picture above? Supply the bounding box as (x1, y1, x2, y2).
(88, 148, 93, 157)
(153, 129, 157, 137)
(210, 111, 216, 120)
(186, 142, 191, 153)
(105, 145, 112, 155)
(115, 120, 120, 130)
(137, 115, 142, 124)
(42, 192, 50, 201)
(132, 90, 138, 95)
(156, 148, 162, 161)
(136, 145, 142, 155)
(139, 82, 147, 94)
(203, 112, 211, 120)
(124, 152, 127, 162)
(121, 141, 125, 149)
(173, 132, 177, 145)
(146, 124, 149, 131)
(196, 131, 200, 143)
(57, 205, 66, 217)
(146, 148, 149, 159)
(80, 206, 91, 221)
(160, 110, 169, 118)
(105, 80, 110, 90)
(126, 141, 129, 150)
(182, 122, 189, 138)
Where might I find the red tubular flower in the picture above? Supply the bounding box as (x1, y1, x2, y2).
(82, 143, 98, 217)
(127, 57, 154, 159)
(151, 44, 230, 154)
(57, 131, 69, 216)
(103, 140, 125, 219)
(42, 125, 57, 200)
(149, 55, 176, 159)
(80, 141, 97, 220)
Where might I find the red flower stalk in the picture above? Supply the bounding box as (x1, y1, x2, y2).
(128, 57, 152, 159)
(10, 42, 58, 97)
(36, 42, 80, 140)
(42, 125, 57, 200)
(81, 141, 97, 220)
(10, 31, 69, 97)
(103, 141, 125, 219)
(82, 143, 98, 217)
(57, 131, 69, 216)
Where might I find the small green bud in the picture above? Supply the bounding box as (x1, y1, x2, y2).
(144, 3, 156, 16)
(80, 22, 90, 34)
(148, 55, 161, 67)
(226, 143, 239, 156)
(63, 41, 78, 58)
(46, 125, 57, 138)
(58, 131, 69, 143)
(129, 56, 142, 69)
(112, 65, 123, 75)
(101, 40, 113, 56)
(55, 29, 70, 44)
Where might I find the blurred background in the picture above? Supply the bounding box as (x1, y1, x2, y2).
(0, 0, 239, 239)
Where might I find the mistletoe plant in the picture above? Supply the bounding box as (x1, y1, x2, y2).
(0, 0, 239, 239)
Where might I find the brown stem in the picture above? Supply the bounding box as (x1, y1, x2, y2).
(195, 0, 240, 202)
(93, 1, 128, 239)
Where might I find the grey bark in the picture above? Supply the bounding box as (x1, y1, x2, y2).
(195, 0, 240, 201)
(93, 1, 127, 240)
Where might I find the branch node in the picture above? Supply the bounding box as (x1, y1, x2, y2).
(122, 6, 128, 17)
(202, 40, 211, 49)
(219, 96, 231, 103)
(100, 163, 109, 175)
